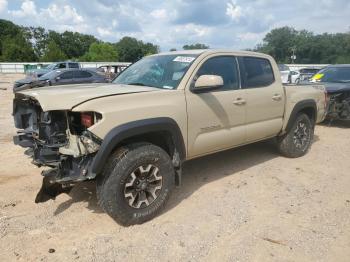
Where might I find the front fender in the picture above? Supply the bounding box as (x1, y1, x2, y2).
(90, 117, 186, 175)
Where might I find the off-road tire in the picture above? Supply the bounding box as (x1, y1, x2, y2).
(96, 143, 175, 226)
(277, 113, 314, 158)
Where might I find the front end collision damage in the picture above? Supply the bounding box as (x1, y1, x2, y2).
(326, 91, 350, 120)
(13, 94, 102, 202)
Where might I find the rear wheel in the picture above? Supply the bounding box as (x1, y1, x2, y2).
(277, 113, 314, 158)
(96, 143, 175, 226)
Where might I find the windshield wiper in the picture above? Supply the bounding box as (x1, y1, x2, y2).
(126, 82, 161, 89)
(127, 82, 147, 86)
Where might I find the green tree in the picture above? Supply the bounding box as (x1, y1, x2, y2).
(1, 35, 36, 62)
(183, 43, 209, 50)
(41, 40, 67, 62)
(81, 42, 118, 61)
(0, 19, 37, 61)
(23, 26, 48, 58)
(115, 37, 159, 62)
(46, 30, 98, 60)
(257, 27, 298, 63)
(256, 27, 350, 64)
(59, 31, 98, 59)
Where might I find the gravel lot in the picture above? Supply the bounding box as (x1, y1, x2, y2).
(0, 74, 350, 262)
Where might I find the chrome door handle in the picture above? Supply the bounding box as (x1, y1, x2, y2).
(272, 94, 282, 101)
(233, 98, 246, 105)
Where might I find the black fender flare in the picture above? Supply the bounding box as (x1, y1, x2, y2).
(285, 99, 317, 132)
(91, 117, 186, 175)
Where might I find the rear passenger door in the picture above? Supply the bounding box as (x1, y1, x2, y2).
(238, 56, 285, 142)
(74, 70, 93, 84)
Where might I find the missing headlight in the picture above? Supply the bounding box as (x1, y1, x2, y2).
(68, 111, 102, 135)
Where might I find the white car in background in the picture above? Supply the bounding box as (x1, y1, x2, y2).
(278, 64, 291, 83)
(290, 70, 301, 83)
(290, 68, 322, 84)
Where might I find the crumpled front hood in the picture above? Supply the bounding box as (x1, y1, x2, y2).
(18, 83, 160, 111)
(15, 75, 38, 84)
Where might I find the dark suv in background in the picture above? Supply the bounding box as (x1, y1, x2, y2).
(310, 64, 350, 120)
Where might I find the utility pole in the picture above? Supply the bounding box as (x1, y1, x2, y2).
(290, 46, 297, 64)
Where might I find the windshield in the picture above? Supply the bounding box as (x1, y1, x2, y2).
(45, 63, 56, 70)
(113, 54, 198, 89)
(38, 70, 59, 80)
(312, 67, 350, 83)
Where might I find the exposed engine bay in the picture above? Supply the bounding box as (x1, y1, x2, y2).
(13, 94, 102, 202)
(326, 91, 350, 120)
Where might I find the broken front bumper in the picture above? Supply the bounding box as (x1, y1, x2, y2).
(13, 95, 102, 202)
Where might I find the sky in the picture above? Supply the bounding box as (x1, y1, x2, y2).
(0, 0, 349, 51)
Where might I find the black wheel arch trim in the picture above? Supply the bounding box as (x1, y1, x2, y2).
(285, 99, 317, 132)
(91, 117, 186, 175)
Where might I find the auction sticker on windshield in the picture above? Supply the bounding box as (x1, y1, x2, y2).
(173, 56, 196, 63)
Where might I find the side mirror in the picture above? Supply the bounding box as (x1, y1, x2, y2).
(193, 75, 224, 92)
(55, 76, 61, 81)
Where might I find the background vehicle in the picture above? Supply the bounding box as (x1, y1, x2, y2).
(310, 64, 350, 120)
(13, 68, 107, 92)
(26, 61, 81, 78)
(96, 64, 129, 81)
(290, 70, 300, 83)
(278, 64, 291, 83)
(291, 68, 322, 84)
(13, 50, 326, 226)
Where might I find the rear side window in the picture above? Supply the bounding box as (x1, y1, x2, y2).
(196, 56, 239, 90)
(75, 71, 93, 78)
(60, 71, 74, 79)
(69, 63, 79, 68)
(239, 57, 275, 88)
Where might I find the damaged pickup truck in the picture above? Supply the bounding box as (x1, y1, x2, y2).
(13, 50, 327, 226)
(310, 65, 350, 120)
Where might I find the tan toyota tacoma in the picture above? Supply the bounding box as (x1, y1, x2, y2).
(13, 50, 327, 226)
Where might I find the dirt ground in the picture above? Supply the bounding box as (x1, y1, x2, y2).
(0, 74, 350, 262)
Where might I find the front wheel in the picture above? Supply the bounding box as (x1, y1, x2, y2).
(96, 143, 175, 226)
(277, 113, 314, 158)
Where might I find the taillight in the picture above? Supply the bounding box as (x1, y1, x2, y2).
(81, 112, 94, 128)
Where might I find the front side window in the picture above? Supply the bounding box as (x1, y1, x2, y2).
(196, 56, 239, 90)
(58, 63, 67, 69)
(239, 57, 275, 88)
(113, 54, 198, 89)
(60, 71, 74, 79)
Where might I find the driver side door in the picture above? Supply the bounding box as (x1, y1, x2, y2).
(185, 55, 247, 158)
